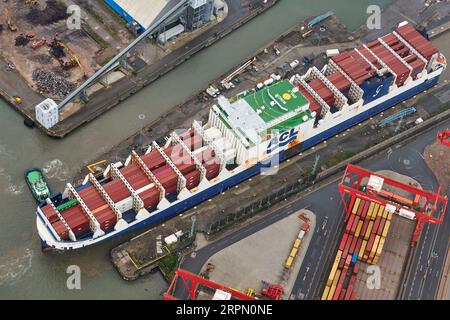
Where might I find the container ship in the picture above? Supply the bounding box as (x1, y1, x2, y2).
(36, 22, 446, 252)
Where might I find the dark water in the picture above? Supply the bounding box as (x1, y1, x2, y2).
(0, 0, 395, 299)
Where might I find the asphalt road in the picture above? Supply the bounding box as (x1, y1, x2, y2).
(178, 119, 450, 300)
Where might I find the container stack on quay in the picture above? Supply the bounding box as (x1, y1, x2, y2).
(322, 197, 393, 300)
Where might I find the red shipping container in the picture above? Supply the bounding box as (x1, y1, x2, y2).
(356, 200, 365, 216)
(179, 128, 194, 140)
(366, 233, 376, 255)
(338, 257, 346, 270)
(346, 215, 355, 234)
(338, 268, 347, 286)
(349, 274, 357, 287)
(350, 216, 360, 235)
(355, 239, 363, 256)
(372, 216, 382, 234)
(333, 284, 342, 300)
(54, 221, 75, 240)
(345, 254, 352, 267)
(349, 237, 358, 255)
(344, 286, 353, 300)
(104, 180, 131, 203)
(339, 233, 349, 251)
(141, 151, 166, 170)
(361, 201, 370, 220)
(353, 262, 360, 275)
(42, 205, 59, 224)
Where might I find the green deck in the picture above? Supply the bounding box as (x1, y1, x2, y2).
(243, 80, 309, 124)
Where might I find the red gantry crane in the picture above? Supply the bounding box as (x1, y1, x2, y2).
(338, 164, 448, 244)
(437, 129, 450, 147)
(164, 269, 257, 300)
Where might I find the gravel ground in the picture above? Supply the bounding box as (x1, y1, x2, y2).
(424, 141, 450, 194)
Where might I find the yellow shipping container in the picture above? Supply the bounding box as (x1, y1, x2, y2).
(285, 256, 294, 269)
(352, 198, 361, 215)
(327, 251, 342, 286)
(290, 247, 298, 258)
(328, 285, 337, 300)
(370, 235, 381, 259)
(322, 286, 331, 300)
(377, 238, 386, 256)
(372, 204, 380, 220)
(359, 240, 368, 260)
(332, 270, 341, 287)
(365, 221, 374, 240)
(377, 206, 384, 217)
(382, 208, 388, 219)
(382, 220, 391, 238)
(294, 239, 302, 249)
(355, 220, 364, 238)
(367, 202, 375, 220)
(387, 211, 393, 221)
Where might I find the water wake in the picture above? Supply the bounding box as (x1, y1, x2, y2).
(0, 168, 26, 196)
(0, 248, 34, 287)
(42, 159, 71, 182)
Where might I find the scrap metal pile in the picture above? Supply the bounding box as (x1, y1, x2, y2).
(26, 0, 69, 26)
(15, 34, 31, 46)
(32, 68, 76, 98)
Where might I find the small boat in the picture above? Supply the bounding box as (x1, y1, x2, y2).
(25, 168, 51, 202)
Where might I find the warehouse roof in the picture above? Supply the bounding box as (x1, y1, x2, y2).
(113, 0, 181, 29)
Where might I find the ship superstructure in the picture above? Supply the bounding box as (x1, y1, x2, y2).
(36, 22, 446, 251)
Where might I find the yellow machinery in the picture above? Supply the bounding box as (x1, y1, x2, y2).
(52, 38, 86, 78)
(14, 96, 23, 104)
(86, 160, 108, 177)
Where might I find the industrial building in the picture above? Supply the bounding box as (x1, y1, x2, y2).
(105, 0, 215, 39)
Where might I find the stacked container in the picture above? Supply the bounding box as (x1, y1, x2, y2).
(366, 39, 411, 87)
(322, 197, 393, 300)
(331, 49, 376, 85)
(382, 34, 426, 80)
(297, 85, 322, 115)
(309, 78, 335, 107)
(396, 23, 439, 61)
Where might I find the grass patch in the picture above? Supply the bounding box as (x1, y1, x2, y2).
(80, 3, 117, 37)
(81, 20, 110, 49)
(100, 55, 115, 66)
(429, 102, 450, 117)
(324, 150, 357, 167)
(159, 253, 179, 282)
(99, 0, 127, 25)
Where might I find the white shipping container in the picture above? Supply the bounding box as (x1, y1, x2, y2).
(164, 234, 178, 245)
(399, 208, 416, 220)
(298, 230, 306, 239)
(158, 24, 185, 44)
(326, 49, 340, 57)
(290, 60, 300, 68)
(175, 230, 184, 238)
(116, 196, 133, 213)
(205, 127, 223, 140)
(264, 78, 274, 86)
